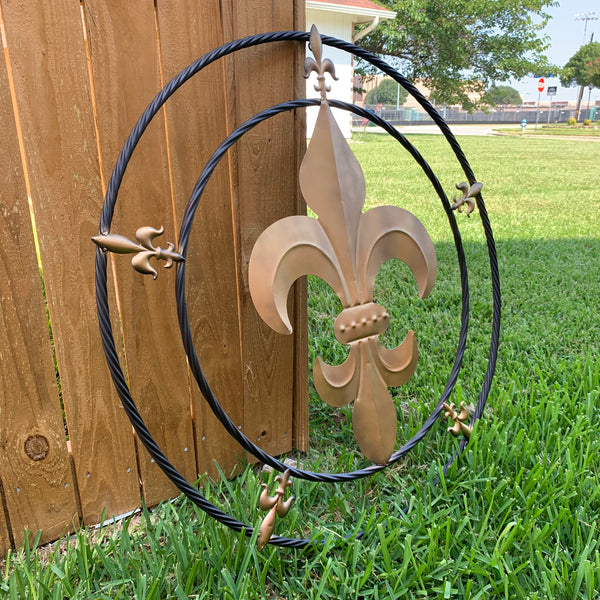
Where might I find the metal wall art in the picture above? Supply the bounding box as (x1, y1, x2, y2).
(249, 28, 437, 466)
(94, 26, 500, 549)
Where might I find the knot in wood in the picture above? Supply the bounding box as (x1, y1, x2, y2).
(334, 302, 390, 344)
(25, 434, 49, 461)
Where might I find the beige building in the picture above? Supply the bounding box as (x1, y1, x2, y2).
(306, 0, 396, 136)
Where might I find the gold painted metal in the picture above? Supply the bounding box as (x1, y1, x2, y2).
(304, 25, 338, 100)
(257, 470, 295, 550)
(442, 401, 472, 439)
(249, 26, 437, 465)
(451, 182, 483, 217)
(92, 226, 184, 279)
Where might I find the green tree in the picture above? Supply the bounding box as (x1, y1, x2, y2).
(356, 0, 555, 110)
(365, 78, 409, 106)
(560, 42, 600, 89)
(484, 85, 522, 106)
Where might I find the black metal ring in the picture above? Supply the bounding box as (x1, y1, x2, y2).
(176, 98, 470, 482)
(95, 30, 500, 548)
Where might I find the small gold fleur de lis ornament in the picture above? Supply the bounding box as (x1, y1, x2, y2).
(442, 401, 472, 439)
(304, 25, 338, 99)
(249, 26, 437, 465)
(257, 470, 294, 550)
(92, 226, 184, 279)
(451, 182, 483, 217)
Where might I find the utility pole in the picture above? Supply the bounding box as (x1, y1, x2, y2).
(575, 12, 598, 44)
(574, 13, 598, 121)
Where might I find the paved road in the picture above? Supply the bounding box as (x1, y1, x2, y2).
(355, 123, 517, 136)
(399, 123, 516, 136)
(355, 123, 600, 140)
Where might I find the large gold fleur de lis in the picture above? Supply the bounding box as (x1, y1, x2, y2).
(249, 27, 437, 465)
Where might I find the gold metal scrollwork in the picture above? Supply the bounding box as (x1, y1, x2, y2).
(249, 26, 437, 465)
(304, 25, 338, 99)
(442, 401, 472, 439)
(92, 226, 184, 279)
(257, 470, 294, 550)
(451, 182, 483, 217)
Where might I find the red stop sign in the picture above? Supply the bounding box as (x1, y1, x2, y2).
(537, 77, 545, 93)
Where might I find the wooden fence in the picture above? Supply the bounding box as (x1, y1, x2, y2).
(0, 0, 307, 553)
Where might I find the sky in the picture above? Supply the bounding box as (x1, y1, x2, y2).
(505, 1, 600, 105)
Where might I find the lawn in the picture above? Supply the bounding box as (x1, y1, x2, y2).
(496, 125, 600, 137)
(3, 133, 600, 599)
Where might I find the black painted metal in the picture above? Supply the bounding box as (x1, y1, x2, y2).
(95, 30, 501, 548)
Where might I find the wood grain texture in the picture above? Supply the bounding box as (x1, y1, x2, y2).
(82, 0, 196, 505)
(224, 2, 307, 456)
(154, 0, 245, 478)
(0, 487, 10, 555)
(0, 0, 140, 525)
(0, 32, 78, 547)
(292, 4, 309, 452)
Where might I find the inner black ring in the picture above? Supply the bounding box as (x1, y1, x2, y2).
(176, 98, 470, 482)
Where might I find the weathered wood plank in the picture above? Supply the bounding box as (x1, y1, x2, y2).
(0, 486, 10, 555)
(225, 3, 307, 456)
(292, 3, 309, 452)
(83, 0, 196, 505)
(0, 1, 78, 546)
(154, 0, 245, 478)
(0, 0, 140, 525)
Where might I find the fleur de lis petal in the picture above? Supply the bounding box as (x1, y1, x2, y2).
(257, 470, 294, 550)
(92, 226, 184, 279)
(249, 40, 437, 465)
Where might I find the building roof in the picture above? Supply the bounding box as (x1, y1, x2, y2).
(306, 0, 396, 21)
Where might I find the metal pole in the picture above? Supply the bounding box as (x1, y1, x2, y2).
(575, 12, 598, 45)
(547, 95, 552, 125)
(575, 85, 585, 122)
(574, 14, 597, 121)
(534, 91, 541, 131)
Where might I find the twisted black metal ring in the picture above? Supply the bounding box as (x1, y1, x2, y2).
(95, 30, 501, 547)
(176, 98, 470, 482)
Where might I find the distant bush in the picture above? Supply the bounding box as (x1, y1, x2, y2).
(484, 85, 522, 105)
(365, 79, 409, 107)
(567, 117, 577, 126)
(584, 118, 591, 126)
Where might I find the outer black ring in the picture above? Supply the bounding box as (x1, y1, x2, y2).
(176, 98, 470, 482)
(95, 31, 501, 548)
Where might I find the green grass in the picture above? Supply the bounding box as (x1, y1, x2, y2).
(497, 125, 600, 137)
(3, 133, 600, 598)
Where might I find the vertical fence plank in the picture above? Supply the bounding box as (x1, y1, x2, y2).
(0, 25, 78, 547)
(292, 3, 309, 453)
(225, 3, 307, 456)
(0, 0, 140, 526)
(154, 0, 245, 478)
(82, 0, 196, 504)
(0, 496, 9, 555)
